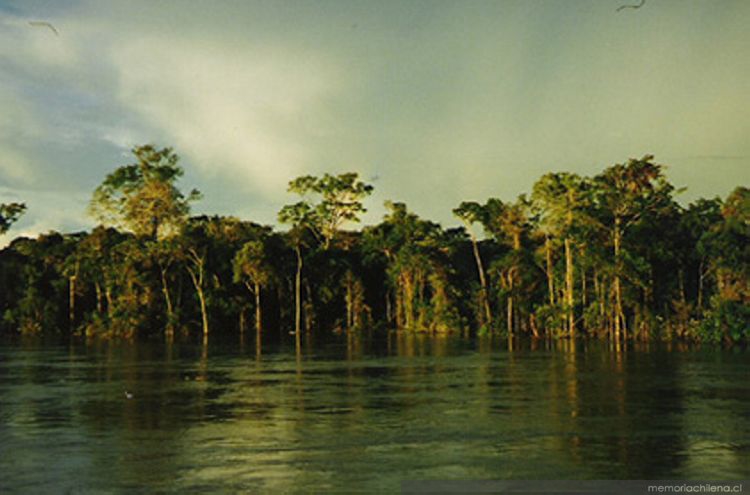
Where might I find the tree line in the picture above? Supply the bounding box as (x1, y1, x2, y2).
(1, 145, 747, 342)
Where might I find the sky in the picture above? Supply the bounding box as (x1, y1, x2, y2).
(1, 0, 748, 242)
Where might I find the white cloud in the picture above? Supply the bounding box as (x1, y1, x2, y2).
(1, 0, 749, 234)
(0, 147, 36, 183)
(0, 13, 82, 75)
(107, 35, 341, 199)
(0, 186, 91, 247)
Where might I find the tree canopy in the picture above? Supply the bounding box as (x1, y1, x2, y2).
(1, 147, 747, 343)
(88, 145, 201, 240)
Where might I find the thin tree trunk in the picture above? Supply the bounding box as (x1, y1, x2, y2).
(395, 281, 403, 328)
(385, 289, 392, 325)
(613, 217, 624, 341)
(294, 245, 302, 334)
(581, 264, 587, 312)
(403, 273, 414, 330)
(254, 281, 262, 335)
(95, 281, 103, 315)
(697, 259, 705, 310)
(469, 232, 492, 327)
(69, 275, 76, 330)
(511, 234, 521, 337)
(160, 266, 175, 332)
(679, 269, 686, 304)
(346, 271, 353, 330)
(506, 270, 514, 337)
(105, 286, 113, 319)
(546, 236, 555, 306)
(594, 270, 603, 336)
(198, 287, 208, 337)
(529, 313, 539, 338)
(186, 251, 208, 337)
(565, 236, 575, 338)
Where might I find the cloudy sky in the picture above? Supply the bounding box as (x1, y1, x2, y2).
(1, 0, 748, 240)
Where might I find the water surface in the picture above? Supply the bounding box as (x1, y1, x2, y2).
(1, 334, 748, 493)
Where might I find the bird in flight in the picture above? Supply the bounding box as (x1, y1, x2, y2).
(28, 21, 59, 36)
(616, 0, 646, 12)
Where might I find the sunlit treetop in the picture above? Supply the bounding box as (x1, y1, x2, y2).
(282, 172, 373, 249)
(88, 145, 201, 240)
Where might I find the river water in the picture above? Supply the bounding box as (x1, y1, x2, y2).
(1, 334, 748, 493)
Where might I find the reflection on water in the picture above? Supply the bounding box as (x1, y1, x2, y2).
(0, 334, 748, 493)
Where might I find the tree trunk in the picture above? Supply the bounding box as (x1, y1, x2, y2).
(105, 286, 113, 319)
(565, 236, 575, 338)
(546, 236, 555, 306)
(160, 266, 175, 332)
(186, 252, 208, 337)
(697, 259, 705, 310)
(385, 290, 392, 326)
(198, 287, 208, 337)
(581, 265, 587, 314)
(506, 270, 514, 337)
(254, 281, 262, 335)
(679, 269, 686, 304)
(95, 281, 103, 315)
(403, 272, 415, 330)
(613, 216, 624, 341)
(345, 271, 353, 330)
(294, 245, 302, 334)
(529, 313, 539, 338)
(469, 232, 492, 327)
(69, 275, 76, 330)
(593, 270, 603, 335)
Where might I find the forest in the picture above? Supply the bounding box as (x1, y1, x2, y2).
(0, 145, 747, 343)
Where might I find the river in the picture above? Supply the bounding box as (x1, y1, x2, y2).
(1, 334, 748, 493)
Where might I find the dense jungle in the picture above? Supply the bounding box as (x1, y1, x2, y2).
(1, 145, 748, 343)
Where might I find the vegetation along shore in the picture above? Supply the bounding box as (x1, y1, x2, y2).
(1, 145, 747, 343)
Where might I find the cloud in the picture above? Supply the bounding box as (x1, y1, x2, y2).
(0, 186, 91, 247)
(0, 86, 40, 184)
(1, 0, 749, 235)
(105, 33, 341, 202)
(0, 147, 36, 183)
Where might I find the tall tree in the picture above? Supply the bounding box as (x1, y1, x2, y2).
(481, 197, 530, 336)
(593, 155, 674, 340)
(698, 187, 750, 342)
(286, 173, 373, 249)
(365, 201, 459, 332)
(532, 173, 590, 337)
(233, 240, 273, 336)
(89, 145, 200, 240)
(278, 202, 314, 335)
(280, 173, 373, 333)
(89, 145, 200, 336)
(683, 198, 723, 312)
(453, 202, 492, 329)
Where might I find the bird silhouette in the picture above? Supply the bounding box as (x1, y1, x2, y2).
(124, 391, 134, 400)
(616, 0, 645, 12)
(28, 21, 59, 36)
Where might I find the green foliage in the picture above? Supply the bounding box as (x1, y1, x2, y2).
(698, 298, 750, 343)
(89, 145, 201, 239)
(0, 202, 26, 235)
(233, 240, 273, 289)
(284, 172, 373, 248)
(0, 148, 746, 343)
